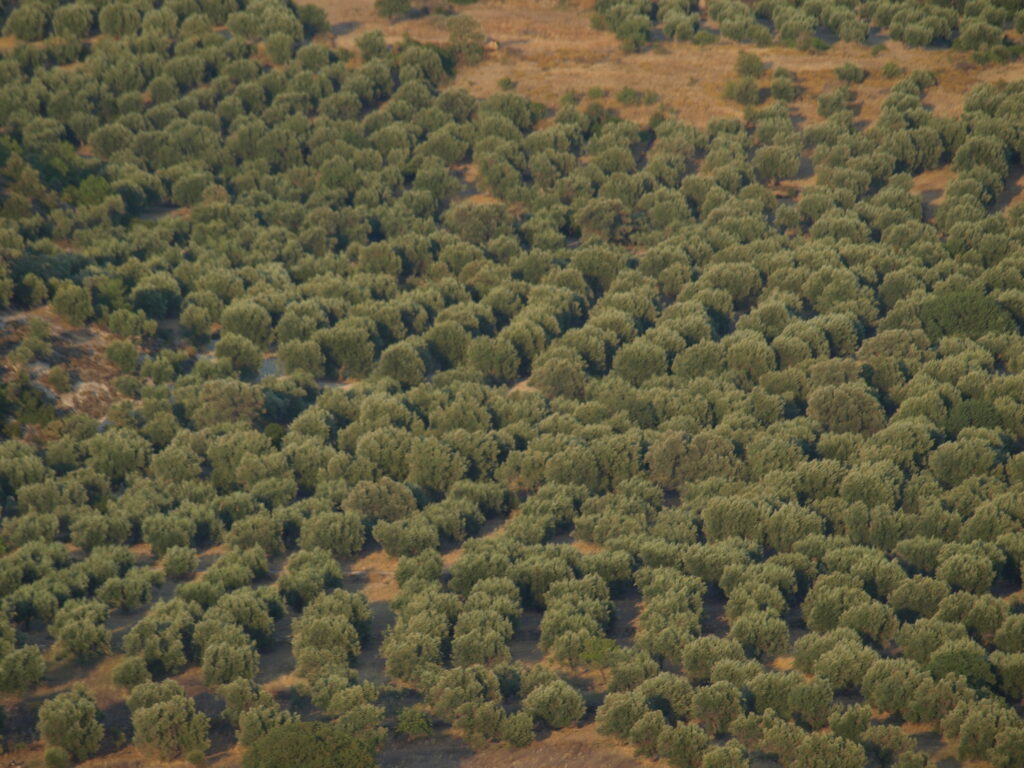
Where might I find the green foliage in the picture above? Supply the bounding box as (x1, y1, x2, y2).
(3, 4, 48, 41)
(46, 365, 70, 393)
(38, 685, 104, 762)
(132, 694, 211, 760)
(113, 656, 152, 689)
(617, 87, 643, 106)
(163, 546, 200, 580)
(52, 283, 93, 326)
(919, 290, 1017, 341)
(736, 51, 764, 78)
(0, 2, 1023, 764)
(44, 747, 71, 768)
(724, 77, 760, 105)
(374, 0, 412, 19)
(883, 61, 904, 78)
(835, 63, 867, 83)
(396, 708, 432, 740)
(243, 722, 377, 768)
(447, 15, 486, 65)
(523, 679, 587, 729)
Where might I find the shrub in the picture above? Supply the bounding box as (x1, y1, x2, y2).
(736, 51, 764, 78)
(38, 685, 104, 762)
(771, 70, 798, 101)
(522, 680, 586, 729)
(835, 63, 867, 84)
(47, 365, 71, 393)
(374, 0, 411, 19)
(920, 290, 1016, 341)
(266, 33, 294, 65)
(448, 15, 486, 64)
(396, 708, 432, 740)
(242, 721, 377, 768)
(107, 340, 138, 373)
(617, 86, 643, 106)
(723, 77, 759, 106)
(3, 5, 49, 41)
(132, 695, 211, 760)
(98, 3, 141, 36)
(113, 656, 152, 689)
(52, 284, 93, 326)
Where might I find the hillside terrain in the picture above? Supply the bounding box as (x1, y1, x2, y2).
(2, 0, 1024, 767)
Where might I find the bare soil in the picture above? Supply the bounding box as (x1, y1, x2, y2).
(344, 548, 401, 685)
(0, 307, 127, 420)
(459, 723, 653, 768)
(316, 0, 1024, 129)
(912, 166, 957, 217)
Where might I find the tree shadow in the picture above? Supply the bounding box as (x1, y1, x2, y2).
(377, 731, 474, 768)
(509, 608, 544, 664)
(331, 21, 360, 36)
(610, 585, 641, 646)
(701, 584, 729, 638)
(353, 600, 394, 686)
(865, 26, 889, 46)
(919, 188, 944, 220)
(795, 155, 814, 180)
(256, 610, 296, 686)
(994, 163, 1024, 211)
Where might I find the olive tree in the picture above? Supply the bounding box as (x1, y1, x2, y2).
(523, 679, 587, 729)
(38, 685, 104, 762)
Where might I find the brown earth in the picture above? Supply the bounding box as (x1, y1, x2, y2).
(0, 307, 128, 420)
(347, 548, 401, 604)
(4, 6, 1018, 768)
(912, 166, 957, 217)
(317, 0, 1024, 130)
(459, 723, 654, 768)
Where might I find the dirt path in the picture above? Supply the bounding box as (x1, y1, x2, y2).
(345, 549, 401, 685)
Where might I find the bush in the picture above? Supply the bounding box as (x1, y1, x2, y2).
(448, 15, 486, 64)
(132, 696, 211, 760)
(396, 708, 432, 740)
(243, 722, 377, 768)
(882, 61, 904, 78)
(835, 63, 867, 84)
(919, 290, 1017, 341)
(3, 5, 49, 41)
(113, 657, 152, 689)
(98, 3, 140, 36)
(266, 33, 294, 65)
(107, 340, 138, 373)
(47, 365, 71, 393)
(44, 748, 71, 768)
(52, 284, 93, 326)
(723, 77, 760, 106)
(736, 51, 764, 78)
(38, 685, 104, 762)
(617, 87, 643, 106)
(374, 0, 411, 19)
(771, 70, 798, 101)
(522, 680, 586, 729)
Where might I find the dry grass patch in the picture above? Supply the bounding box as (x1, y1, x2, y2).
(569, 537, 603, 555)
(459, 722, 654, 768)
(315, 0, 1024, 129)
(911, 165, 957, 215)
(347, 548, 401, 603)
